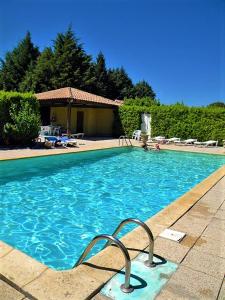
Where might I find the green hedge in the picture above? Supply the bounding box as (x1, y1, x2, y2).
(118, 104, 225, 145)
(0, 91, 41, 146)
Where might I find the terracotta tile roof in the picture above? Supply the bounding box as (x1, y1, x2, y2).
(36, 87, 121, 107)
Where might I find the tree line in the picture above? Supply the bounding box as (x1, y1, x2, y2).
(0, 27, 156, 100)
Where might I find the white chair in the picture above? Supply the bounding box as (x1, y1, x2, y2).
(40, 126, 52, 136)
(132, 130, 141, 141)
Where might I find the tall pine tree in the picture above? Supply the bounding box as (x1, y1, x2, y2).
(20, 47, 54, 92)
(94, 52, 109, 97)
(0, 32, 39, 91)
(132, 80, 156, 99)
(51, 27, 95, 89)
(108, 67, 133, 99)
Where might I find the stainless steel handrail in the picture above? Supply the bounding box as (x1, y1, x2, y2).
(119, 135, 132, 147)
(104, 218, 155, 267)
(74, 234, 134, 293)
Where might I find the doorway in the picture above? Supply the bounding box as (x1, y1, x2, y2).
(76, 111, 84, 132)
(40, 106, 50, 125)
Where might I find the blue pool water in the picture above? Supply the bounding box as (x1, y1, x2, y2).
(0, 148, 225, 270)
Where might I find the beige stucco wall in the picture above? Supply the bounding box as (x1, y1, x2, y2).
(50, 107, 114, 136)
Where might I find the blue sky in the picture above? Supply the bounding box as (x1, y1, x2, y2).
(0, 0, 224, 105)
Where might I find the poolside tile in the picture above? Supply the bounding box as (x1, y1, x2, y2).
(193, 236, 225, 259)
(144, 222, 166, 237)
(181, 248, 225, 279)
(0, 249, 47, 286)
(156, 266, 222, 300)
(187, 204, 217, 219)
(215, 209, 225, 220)
(197, 191, 225, 209)
(153, 237, 189, 263)
(209, 217, 225, 230)
(91, 294, 112, 300)
(179, 234, 198, 248)
(0, 241, 13, 258)
(171, 214, 209, 236)
(24, 267, 104, 300)
(202, 225, 225, 243)
(0, 280, 24, 300)
(218, 280, 225, 300)
(220, 201, 225, 210)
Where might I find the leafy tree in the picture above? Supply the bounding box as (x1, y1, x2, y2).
(94, 52, 109, 97)
(208, 101, 225, 108)
(124, 97, 160, 106)
(0, 32, 39, 91)
(0, 91, 40, 145)
(132, 80, 156, 99)
(108, 67, 133, 99)
(51, 27, 95, 89)
(20, 47, 54, 92)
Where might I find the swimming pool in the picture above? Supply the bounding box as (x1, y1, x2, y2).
(1, 148, 225, 270)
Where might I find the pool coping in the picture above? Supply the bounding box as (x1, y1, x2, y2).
(0, 162, 225, 299)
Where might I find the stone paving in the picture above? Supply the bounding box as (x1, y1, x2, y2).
(0, 138, 224, 161)
(0, 280, 28, 300)
(155, 176, 225, 300)
(93, 176, 225, 300)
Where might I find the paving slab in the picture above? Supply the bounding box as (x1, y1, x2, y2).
(215, 209, 225, 220)
(0, 280, 24, 300)
(181, 248, 225, 279)
(187, 203, 217, 219)
(0, 249, 47, 286)
(0, 241, 13, 258)
(202, 225, 225, 243)
(218, 280, 225, 300)
(171, 213, 209, 236)
(153, 237, 189, 264)
(193, 236, 225, 259)
(209, 217, 225, 230)
(91, 295, 111, 300)
(156, 266, 222, 300)
(220, 201, 225, 210)
(24, 267, 104, 300)
(197, 191, 225, 209)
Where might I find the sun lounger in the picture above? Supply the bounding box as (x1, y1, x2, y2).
(60, 137, 77, 147)
(153, 136, 167, 143)
(71, 133, 84, 139)
(174, 139, 197, 145)
(166, 137, 181, 144)
(42, 136, 77, 148)
(194, 140, 218, 147)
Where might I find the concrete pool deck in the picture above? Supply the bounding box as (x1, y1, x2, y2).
(0, 140, 225, 299)
(0, 138, 225, 161)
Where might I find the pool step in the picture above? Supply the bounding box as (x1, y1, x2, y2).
(100, 252, 178, 300)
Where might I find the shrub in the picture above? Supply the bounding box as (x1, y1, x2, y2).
(0, 91, 40, 145)
(118, 103, 225, 145)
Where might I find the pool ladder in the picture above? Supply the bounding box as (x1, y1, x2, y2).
(119, 135, 133, 147)
(74, 218, 155, 293)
